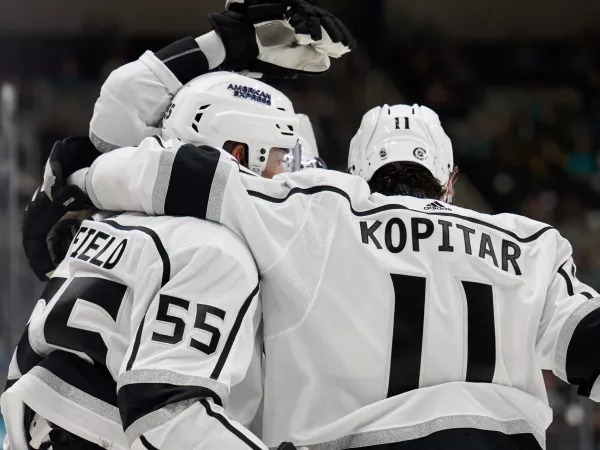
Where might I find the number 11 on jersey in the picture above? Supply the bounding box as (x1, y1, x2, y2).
(387, 274, 496, 397)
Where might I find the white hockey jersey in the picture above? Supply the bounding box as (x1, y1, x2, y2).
(77, 138, 600, 450)
(2, 212, 266, 450)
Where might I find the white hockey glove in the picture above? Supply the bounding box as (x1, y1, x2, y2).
(209, 0, 355, 77)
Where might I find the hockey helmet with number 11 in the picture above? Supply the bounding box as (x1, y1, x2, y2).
(348, 104, 455, 202)
(162, 72, 300, 176)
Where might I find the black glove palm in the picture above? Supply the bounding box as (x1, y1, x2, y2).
(22, 136, 98, 280)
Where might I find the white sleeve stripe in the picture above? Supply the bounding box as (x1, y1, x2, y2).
(152, 147, 177, 216)
(206, 158, 233, 222)
(85, 156, 104, 210)
(117, 369, 229, 404)
(89, 130, 120, 153)
(554, 297, 600, 382)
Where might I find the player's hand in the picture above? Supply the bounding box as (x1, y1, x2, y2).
(209, 0, 355, 77)
(22, 136, 97, 281)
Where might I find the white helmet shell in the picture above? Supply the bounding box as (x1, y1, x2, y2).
(348, 104, 454, 187)
(162, 72, 299, 175)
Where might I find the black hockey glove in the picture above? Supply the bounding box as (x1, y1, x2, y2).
(209, 0, 355, 77)
(22, 136, 97, 281)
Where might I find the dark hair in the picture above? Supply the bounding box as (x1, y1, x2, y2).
(368, 162, 448, 199)
(223, 140, 249, 166)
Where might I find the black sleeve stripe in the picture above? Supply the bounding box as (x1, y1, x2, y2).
(199, 399, 262, 450)
(119, 383, 223, 430)
(102, 220, 171, 286)
(247, 186, 553, 243)
(100, 220, 171, 370)
(125, 315, 146, 372)
(154, 37, 209, 85)
(165, 144, 221, 219)
(558, 262, 594, 299)
(211, 283, 260, 380)
(557, 263, 574, 296)
(140, 435, 160, 450)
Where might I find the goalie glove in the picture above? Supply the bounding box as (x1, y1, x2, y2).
(209, 0, 355, 77)
(22, 136, 97, 280)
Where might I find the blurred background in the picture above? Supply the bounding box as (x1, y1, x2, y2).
(1, 0, 600, 447)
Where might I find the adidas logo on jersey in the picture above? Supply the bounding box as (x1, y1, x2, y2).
(424, 201, 451, 211)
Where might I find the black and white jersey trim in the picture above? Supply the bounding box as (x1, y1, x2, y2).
(101, 219, 171, 371)
(199, 399, 263, 450)
(247, 186, 553, 243)
(211, 283, 260, 380)
(140, 435, 160, 450)
(557, 261, 593, 299)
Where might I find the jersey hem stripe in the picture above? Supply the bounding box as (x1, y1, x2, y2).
(199, 399, 262, 450)
(247, 186, 553, 243)
(278, 415, 544, 450)
(28, 366, 121, 423)
(210, 282, 260, 380)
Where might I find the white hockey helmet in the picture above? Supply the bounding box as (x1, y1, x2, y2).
(162, 72, 300, 175)
(295, 113, 327, 169)
(348, 104, 455, 198)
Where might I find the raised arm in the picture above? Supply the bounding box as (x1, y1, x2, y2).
(89, 0, 354, 151)
(90, 32, 226, 152)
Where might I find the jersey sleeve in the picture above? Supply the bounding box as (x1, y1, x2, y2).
(90, 32, 225, 152)
(535, 231, 600, 399)
(119, 238, 266, 450)
(84, 140, 354, 272)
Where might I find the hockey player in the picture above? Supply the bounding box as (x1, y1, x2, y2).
(4, 72, 312, 450)
(8, 1, 356, 445)
(22, 0, 354, 281)
(35, 104, 600, 450)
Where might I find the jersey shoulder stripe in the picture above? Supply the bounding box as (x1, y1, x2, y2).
(247, 185, 554, 243)
(102, 219, 171, 286)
